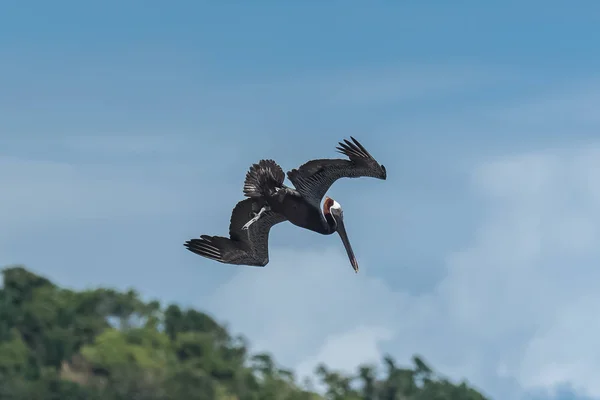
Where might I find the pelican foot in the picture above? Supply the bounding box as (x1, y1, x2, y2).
(241, 218, 257, 231)
(241, 205, 270, 230)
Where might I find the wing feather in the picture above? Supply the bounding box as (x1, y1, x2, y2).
(184, 236, 224, 261)
(286, 137, 384, 207)
(184, 198, 286, 267)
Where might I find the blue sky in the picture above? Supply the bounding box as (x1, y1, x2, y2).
(2, 2, 600, 399)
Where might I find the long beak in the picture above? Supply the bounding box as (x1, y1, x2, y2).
(335, 216, 359, 273)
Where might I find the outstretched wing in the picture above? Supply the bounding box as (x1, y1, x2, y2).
(184, 198, 287, 267)
(286, 136, 385, 207)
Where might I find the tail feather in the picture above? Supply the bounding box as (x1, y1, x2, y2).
(243, 159, 285, 198)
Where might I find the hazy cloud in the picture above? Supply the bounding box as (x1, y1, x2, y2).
(486, 81, 600, 128)
(208, 144, 600, 400)
(0, 156, 190, 228)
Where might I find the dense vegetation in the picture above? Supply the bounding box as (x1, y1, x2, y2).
(0, 265, 488, 399)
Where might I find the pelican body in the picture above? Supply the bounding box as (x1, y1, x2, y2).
(241, 137, 387, 273)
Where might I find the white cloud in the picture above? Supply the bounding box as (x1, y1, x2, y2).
(62, 135, 185, 155)
(207, 248, 406, 365)
(60, 135, 244, 162)
(295, 326, 394, 379)
(207, 144, 600, 400)
(315, 64, 514, 108)
(0, 156, 191, 228)
(487, 81, 600, 127)
(519, 293, 600, 396)
(215, 63, 517, 112)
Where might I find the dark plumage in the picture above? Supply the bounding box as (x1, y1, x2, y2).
(241, 136, 386, 273)
(243, 159, 286, 199)
(286, 136, 387, 207)
(184, 197, 286, 267)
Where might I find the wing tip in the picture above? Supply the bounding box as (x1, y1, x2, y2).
(184, 237, 224, 261)
(287, 168, 299, 181)
(336, 137, 372, 160)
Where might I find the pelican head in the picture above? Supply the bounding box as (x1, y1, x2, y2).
(323, 196, 359, 273)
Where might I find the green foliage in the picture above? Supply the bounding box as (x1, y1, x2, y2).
(0, 265, 490, 399)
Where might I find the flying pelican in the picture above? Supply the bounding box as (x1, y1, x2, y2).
(184, 196, 287, 266)
(241, 136, 386, 273)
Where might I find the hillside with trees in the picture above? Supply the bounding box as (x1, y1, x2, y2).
(0, 265, 488, 399)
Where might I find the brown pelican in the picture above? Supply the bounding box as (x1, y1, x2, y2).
(241, 137, 386, 273)
(184, 195, 287, 266)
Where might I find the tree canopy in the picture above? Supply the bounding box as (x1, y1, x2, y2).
(0, 265, 489, 399)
